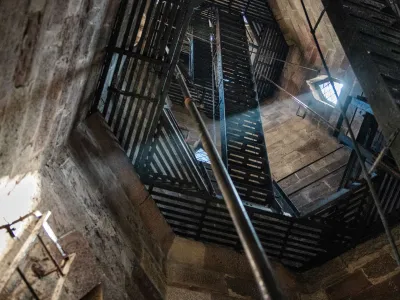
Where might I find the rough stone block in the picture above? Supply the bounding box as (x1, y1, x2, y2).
(225, 276, 259, 299)
(57, 231, 104, 300)
(325, 270, 371, 300)
(85, 113, 151, 204)
(204, 244, 239, 276)
(210, 294, 248, 300)
(290, 193, 311, 210)
(168, 236, 205, 267)
(141, 248, 166, 297)
(300, 257, 348, 292)
(167, 262, 228, 294)
(139, 196, 175, 254)
(167, 286, 211, 300)
(362, 252, 398, 279)
(351, 272, 400, 300)
(295, 166, 314, 179)
(132, 255, 164, 300)
(273, 262, 299, 295)
(279, 173, 300, 190)
(340, 235, 391, 270)
(300, 290, 328, 300)
(235, 251, 253, 278)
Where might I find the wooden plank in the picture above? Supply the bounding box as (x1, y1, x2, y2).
(0, 211, 51, 293)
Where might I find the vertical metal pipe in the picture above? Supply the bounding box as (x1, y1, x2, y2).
(215, 9, 228, 165)
(184, 97, 283, 300)
(210, 31, 217, 144)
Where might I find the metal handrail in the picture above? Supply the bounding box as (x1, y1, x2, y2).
(176, 66, 283, 300)
(300, 0, 400, 265)
(185, 98, 282, 300)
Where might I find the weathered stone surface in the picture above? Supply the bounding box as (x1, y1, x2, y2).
(362, 252, 398, 279)
(29, 117, 169, 299)
(139, 195, 175, 255)
(167, 262, 228, 294)
(140, 247, 166, 297)
(168, 236, 205, 267)
(351, 272, 400, 300)
(211, 294, 250, 300)
(85, 114, 151, 205)
(235, 251, 253, 278)
(300, 257, 348, 292)
(325, 270, 371, 300)
(167, 286, 212, 300)
(225, 276, 259, 299)
(204, 244, 239, 276)
(300, 290, 328, 300)
(59, 231, 105, 300)
(273, 262, 300, 295)
(340, 235, 392, 270)
(13, 11, 42, 87)
(132, 255, 164, 300)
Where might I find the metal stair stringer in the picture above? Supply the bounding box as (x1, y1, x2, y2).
(216, 10, 279, 210)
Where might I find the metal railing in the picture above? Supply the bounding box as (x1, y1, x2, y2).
(177, 64, 283, 299)
(299, 0, 400, 265)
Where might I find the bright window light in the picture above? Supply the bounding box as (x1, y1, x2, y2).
(318, 81, 343, 105)
(195, 148, 210, 163)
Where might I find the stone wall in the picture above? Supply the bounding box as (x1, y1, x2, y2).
(39, 113, 173, 299)
(165, 237, 298, 300)
(1, 113, 172, 299)
(267, 0, 349, 96)
(0, 0, 117, 178)
(256, 0, 365, 211)
(297, 225, 400, 300)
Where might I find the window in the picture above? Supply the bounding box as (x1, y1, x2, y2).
(318, 81, 343, 105)
(195, 148, 210, 164)
(307, 75, 343, 107)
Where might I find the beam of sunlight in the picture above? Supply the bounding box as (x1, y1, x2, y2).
(0, 172, 40, 257)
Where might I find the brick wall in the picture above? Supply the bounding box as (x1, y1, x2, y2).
(268, 0, 349, 96)
(255, 0, 360, 210)
(261, 97, 350, 211)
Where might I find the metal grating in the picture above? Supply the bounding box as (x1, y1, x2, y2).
(91, 0, 400, 273)
(325, 0, 400, 165)
(168, 11, 219, 118)
(150, 162, 400, 271)
(205, 0, 276, 23)
(343, 0, 400, 104)
(150, 185, 354, 270)
(94, 0, 194, 168)
(216, 10, 277, 208)
(141, 108, 210, 191)
(252, 18, 289, 99)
